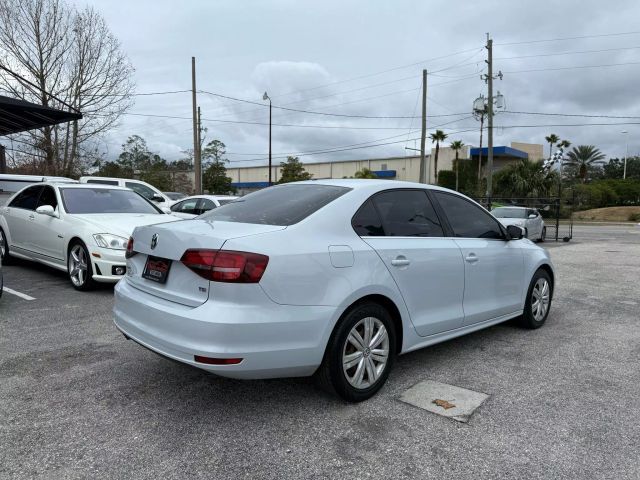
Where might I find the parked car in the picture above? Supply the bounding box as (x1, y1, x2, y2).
(491, 206, 546, 241)
(0, 256, 3, 298)
(169, 195, 239, 218)
(163, 191, 188, 201)
(1, 174, 77, 205)
(114, 180, 554, 402)
(0, 183, 179, 290)
(79, 176, 173, 209)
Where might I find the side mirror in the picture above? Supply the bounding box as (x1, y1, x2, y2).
(528, 213, 537, 219)
(35, 205, 58, 218)
(151, 193, 163, 202)
(506, 224, 524, 240)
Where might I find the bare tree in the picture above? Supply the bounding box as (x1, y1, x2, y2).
(0, 0, 134, 176)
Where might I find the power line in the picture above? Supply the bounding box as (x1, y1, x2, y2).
(504, 60, 640, 74)
(264, 47, 484, 100)
(495, 30, 640, 46)
(504, 110, 640, 119)
(496, 45, 640, 61)
(224, 117, 477, 162)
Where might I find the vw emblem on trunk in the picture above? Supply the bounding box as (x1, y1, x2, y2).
(150, 233, 158, 250)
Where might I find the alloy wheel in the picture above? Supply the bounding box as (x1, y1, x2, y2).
(531, 278, 550, 322)
(342, 316, 390, 389)
(68, 245, 88, 287)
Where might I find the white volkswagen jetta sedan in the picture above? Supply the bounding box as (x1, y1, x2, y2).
(0, 183, 179, 290)
(114, 180, 554, 402)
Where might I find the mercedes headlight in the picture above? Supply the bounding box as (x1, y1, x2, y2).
(93, 234, 128, 250)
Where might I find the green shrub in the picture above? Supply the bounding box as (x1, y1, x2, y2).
(629, 212, 640, 222)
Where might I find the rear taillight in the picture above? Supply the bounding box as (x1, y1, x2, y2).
(125, 237, 136, 259)
(180, 249, 269, 283)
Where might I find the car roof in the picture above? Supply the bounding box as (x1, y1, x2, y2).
(180, 194, 238, 200)
(492, 206, 529, 210)
(45, 182, 128, 190)
(289, 178, 456, 193)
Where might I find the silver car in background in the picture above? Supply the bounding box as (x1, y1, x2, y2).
(492, 206, 546, 242)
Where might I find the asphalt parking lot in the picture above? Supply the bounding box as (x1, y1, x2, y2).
(1, 224, 639, 479)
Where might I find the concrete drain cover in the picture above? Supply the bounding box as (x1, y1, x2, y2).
(399, 380, 490, 423)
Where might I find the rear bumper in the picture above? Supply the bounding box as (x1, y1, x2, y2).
(113, 279, 336, 379)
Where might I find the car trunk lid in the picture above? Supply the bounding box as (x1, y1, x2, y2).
(125, 220, 285, 306)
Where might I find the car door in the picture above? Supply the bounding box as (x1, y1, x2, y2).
(3, 185, 44, 252)
(354, 189, 465, 337)
(528, 209, 542, 238)
(431, 191, 524, 325)
(31, 186, 65, 261)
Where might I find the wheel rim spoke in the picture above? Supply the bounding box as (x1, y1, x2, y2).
(343, 351, 363, 369)
(348, 332, 366, 352)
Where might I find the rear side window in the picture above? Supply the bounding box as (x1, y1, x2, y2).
(9, 185, 43, 210)
(352, 200, 385, 236)
(200, 184, 351, 226)
(199, 199, 216, 214)
(432, 191, 504, 239)
(372, 190, 443, 237)
(171, 198, 199, 215)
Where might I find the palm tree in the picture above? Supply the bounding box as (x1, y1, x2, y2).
(493, 159, 557, 198)
(565, 145, 606, 183)
(545, 133, 560, 159)
(450, 140, 465, 191)
(429, 129, 448, 183)
(353, 168, 377, 179)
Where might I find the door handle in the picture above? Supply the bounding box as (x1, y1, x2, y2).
(28, 214, 35, 220)
(465, 253, 478, 263)
(391, 256, 410, 267)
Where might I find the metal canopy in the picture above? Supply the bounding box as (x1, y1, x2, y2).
(0, 95, 82, 136)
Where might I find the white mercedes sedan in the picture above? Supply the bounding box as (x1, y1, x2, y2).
(114, 180, 554, 402)
(0, 183, 179, 290)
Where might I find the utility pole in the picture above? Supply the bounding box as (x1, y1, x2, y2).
(482, 34, 502, 209)
(486, 35, 494, 207)
(191, 57, 201, 194)
(419, 69, 427, 184)
(197, 106, 203, 191)
(0, 145, 6, 174)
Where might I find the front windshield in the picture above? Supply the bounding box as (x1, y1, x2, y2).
(492, 207, 528, 219)
(61, 188, 161, 214)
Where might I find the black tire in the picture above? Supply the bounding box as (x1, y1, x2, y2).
(539, 227, 546, 243)
(0, 227, 12, 265)
(316, 302, 396, 402)
(519, 269, 553, 329)
(67, 241, 97, 291)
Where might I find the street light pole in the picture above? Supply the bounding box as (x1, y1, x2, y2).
(263, 92, 272, 185)
(621, 130, 629, 179)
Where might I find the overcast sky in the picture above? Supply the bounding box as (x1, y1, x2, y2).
(72, 0, 640, 166)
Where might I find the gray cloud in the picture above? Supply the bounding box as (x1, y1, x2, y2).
(72, 0, 640, 165)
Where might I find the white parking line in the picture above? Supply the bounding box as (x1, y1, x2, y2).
(3, 287, 36, 301)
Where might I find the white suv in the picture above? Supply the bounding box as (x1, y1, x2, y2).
(79, 177, 172, 208)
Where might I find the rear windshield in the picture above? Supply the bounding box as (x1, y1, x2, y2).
(492, 207, 528, 219)
(200, 184, 351, 225)
(216, 199, 235, 206)
(61, 188, 161, 214)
